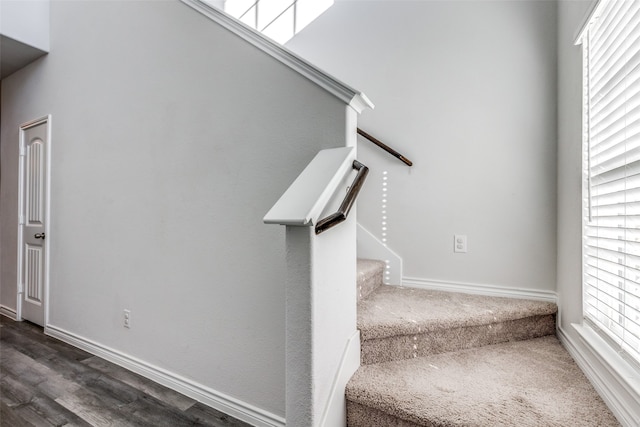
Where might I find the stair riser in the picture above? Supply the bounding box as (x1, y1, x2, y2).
(357, 261, 385, 302)
(347, 401, 425, 427)
(360, 314, 556, 365)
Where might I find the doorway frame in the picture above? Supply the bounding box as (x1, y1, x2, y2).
(16, 115, 52, 325)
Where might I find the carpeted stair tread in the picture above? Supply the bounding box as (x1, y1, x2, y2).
(358, 285, 557, 341)
(357, 258, 385, 302)
(346, 336, 620, 427)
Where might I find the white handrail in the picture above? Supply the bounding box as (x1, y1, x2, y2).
(263, 147, 355, 227)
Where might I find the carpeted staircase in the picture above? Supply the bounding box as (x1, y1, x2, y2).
(347, 259, 621, 427)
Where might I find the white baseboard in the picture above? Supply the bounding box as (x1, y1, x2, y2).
(45, 324, 285, 427)
(402, 277, 557, 302)
(558, 325, 640, 427)
(320, 330, 360, 427)
(0, 305, 18, 320)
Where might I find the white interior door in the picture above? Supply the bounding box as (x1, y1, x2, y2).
(19, 117, 50, 326)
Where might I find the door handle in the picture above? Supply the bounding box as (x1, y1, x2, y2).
(34, 233, 46, 240)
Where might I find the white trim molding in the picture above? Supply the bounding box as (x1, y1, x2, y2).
(573, 0, 602, 45)
(180, 0, 374, 114)
(402, 276, 557, 303)
(0, 305, 18, 320)
(558, 325, 640, 427)
(45, 324, 286, 427)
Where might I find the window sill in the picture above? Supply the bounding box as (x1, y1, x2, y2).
(571, 322, 640, 406)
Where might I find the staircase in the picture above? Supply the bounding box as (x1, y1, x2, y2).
(347, 259, 621, 427)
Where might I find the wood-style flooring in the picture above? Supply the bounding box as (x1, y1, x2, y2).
(0, 316, 252, 426)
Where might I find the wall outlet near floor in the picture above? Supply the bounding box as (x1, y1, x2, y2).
(123, 309, 131, 328)
(454, 235, 467, 253)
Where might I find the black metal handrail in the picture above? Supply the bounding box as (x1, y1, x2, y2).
(357, 128, 413, 167)
(315, 160, 369, 234)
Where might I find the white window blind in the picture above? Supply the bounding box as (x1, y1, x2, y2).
(583, 0, 640, 366)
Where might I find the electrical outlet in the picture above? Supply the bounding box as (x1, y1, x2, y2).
(454, 235, 467, 253)
(123, 309, 131, 328)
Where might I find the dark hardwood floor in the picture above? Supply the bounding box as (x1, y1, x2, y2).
(0, 316, 252, 426)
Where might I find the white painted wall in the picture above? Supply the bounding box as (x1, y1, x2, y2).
(0, 0, 50, 51)
(0, 0, 353, 420)
(286, 0, 558, 293)
(0, 83, 20, 317)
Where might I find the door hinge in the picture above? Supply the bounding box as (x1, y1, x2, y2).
(18, 283, 24, 294)
(19, 144, 25, 157)
(19, 215, 25, 225)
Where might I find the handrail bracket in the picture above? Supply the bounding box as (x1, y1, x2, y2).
(357, 128, 413, 167)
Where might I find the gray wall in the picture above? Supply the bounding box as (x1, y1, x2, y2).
(0, 80, 19, 312)
(287, 0, 559, 293)
(0, 0, 352, 418)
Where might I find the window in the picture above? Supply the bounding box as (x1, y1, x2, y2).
(582, 0, 640, 366)
(223, 0, 334, 44)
